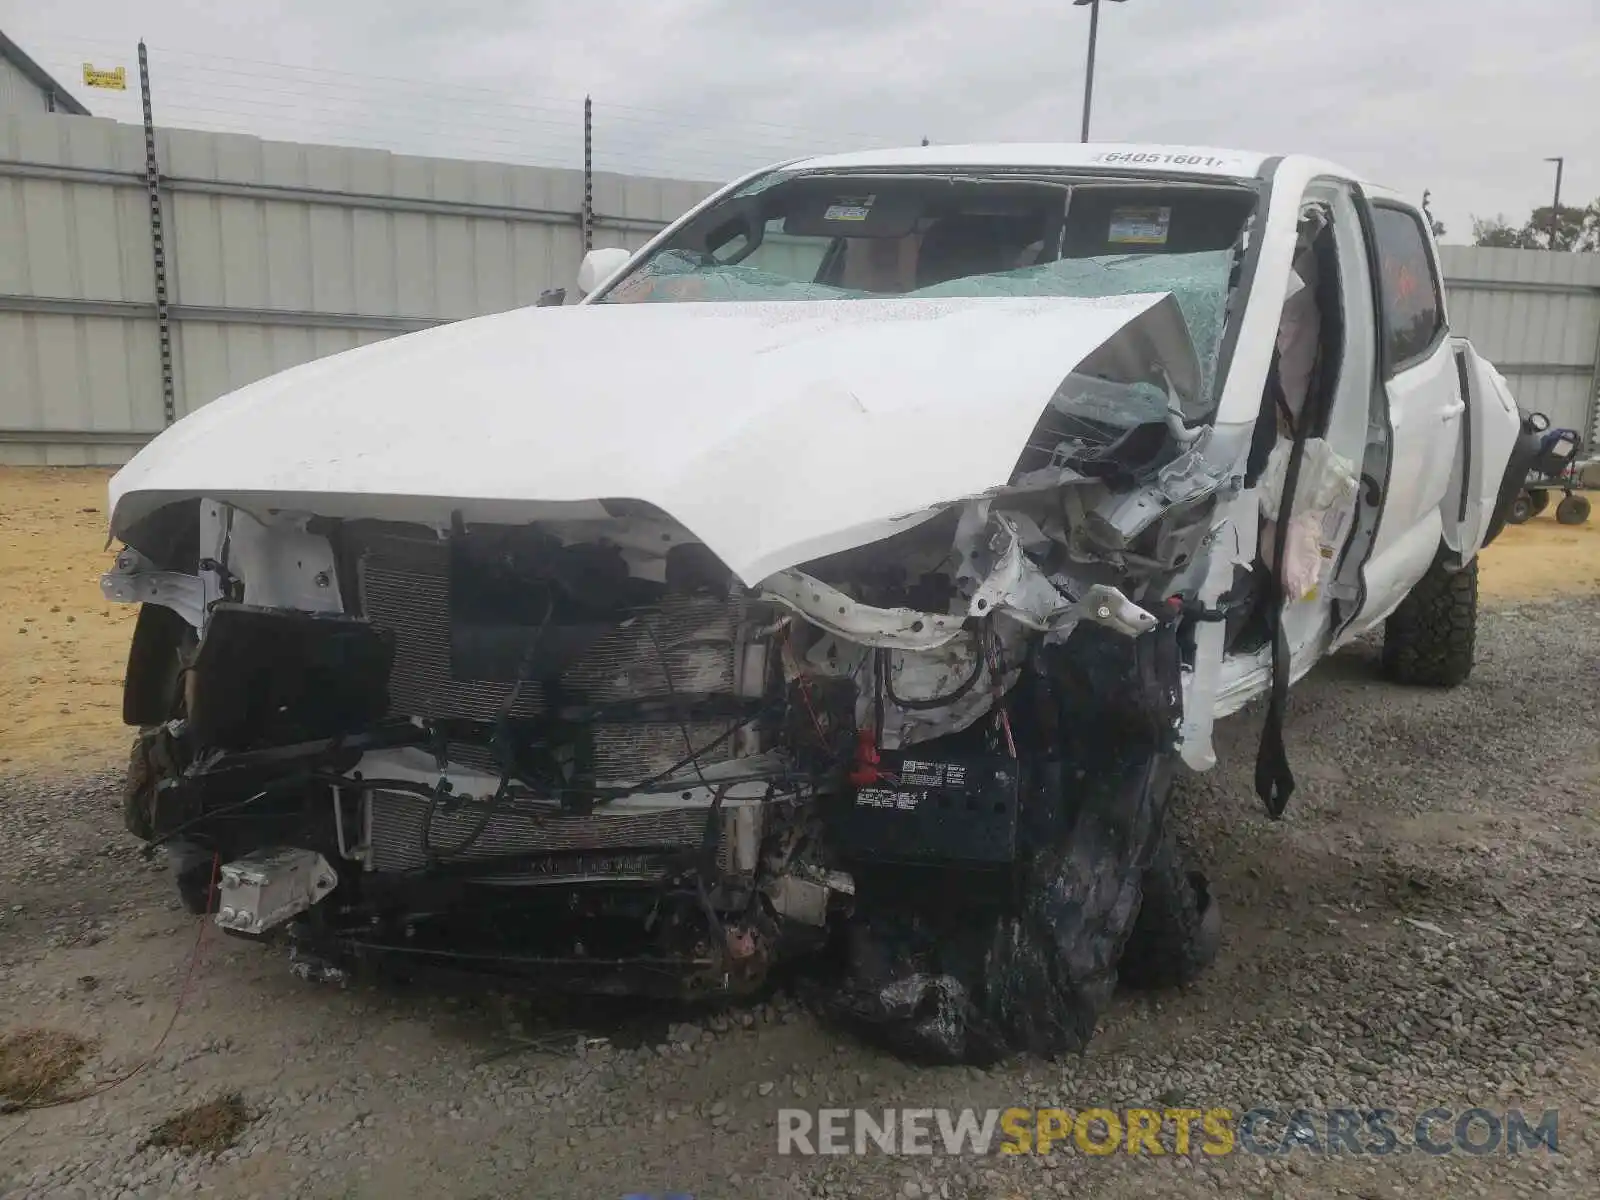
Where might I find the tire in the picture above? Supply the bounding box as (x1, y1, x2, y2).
(1506, 491, 1534, 525)
(1555, 494, 1591, 525)
(1119, 823, 1221, 989)
(122, 734, 158, 842)
(1381, 553, 1477, 687)
(1528, 489, 1551, 516)
(170, 841, 219, 915)
(825, 757, 1173, 1064)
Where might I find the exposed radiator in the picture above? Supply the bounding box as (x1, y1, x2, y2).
(592, 720, 737, 787)
(357, 533, 545, 722)
(352, 526, 752, 783)
(367, 789, 749, 876)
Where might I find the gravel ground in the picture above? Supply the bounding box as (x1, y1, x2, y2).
(2, 596, 1597, 1199)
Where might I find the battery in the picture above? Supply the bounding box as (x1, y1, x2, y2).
(831, 751, 1020, 865)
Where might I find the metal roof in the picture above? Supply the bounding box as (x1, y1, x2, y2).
(785, 143, 1273, 179)
(0, 29, 92, 116)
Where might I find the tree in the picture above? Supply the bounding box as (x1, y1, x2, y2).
(1422, 190, 1446, 239)
(1471, 199, 1600, 251)
(1471, 216, 1541, 249)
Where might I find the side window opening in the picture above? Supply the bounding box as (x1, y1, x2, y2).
(1369, 205, 1445, 372)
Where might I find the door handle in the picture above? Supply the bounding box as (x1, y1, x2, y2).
(1440, 400, 1465, 421)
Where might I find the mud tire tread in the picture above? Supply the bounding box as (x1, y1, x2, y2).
(1119, 824, 1220, 989)
(1381, 553, 1478, 688)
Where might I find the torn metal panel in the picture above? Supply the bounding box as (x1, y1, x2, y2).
(226, 509, 344, 613)
(759, 569, 966, 651)
(958, 510, 1072, 632)
(99, 546, 208, 628)
(1077, 585, 1159, 637)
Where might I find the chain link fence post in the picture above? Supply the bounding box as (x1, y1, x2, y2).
(582, 95, 594, 253)
(138, 41, 177, 427)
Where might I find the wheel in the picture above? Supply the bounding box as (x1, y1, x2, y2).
(122, 734, 158, 842)
(1555, 493, 1591, 525)
(1119, 822, 1221, 989)
(826, 757, 1175, 1064)
(1507, 491, 1534, 524)
(169, 841, 220, 915)
(1528, 489, 1551, 516)
(1382, 553, 1477, 687)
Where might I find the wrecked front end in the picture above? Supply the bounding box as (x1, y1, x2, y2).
(107, 292, 1246, 1062)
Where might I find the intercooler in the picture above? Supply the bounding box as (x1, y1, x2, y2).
(366, 789, 728, 876)
(351, 526, 755, 785)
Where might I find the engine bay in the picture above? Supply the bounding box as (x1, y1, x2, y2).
(113, 362, 1234, 1014)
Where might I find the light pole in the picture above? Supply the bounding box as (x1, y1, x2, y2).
(1075, 0, 1129, 143)
(1544, 156, 1565, 250)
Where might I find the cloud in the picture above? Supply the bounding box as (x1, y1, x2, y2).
(10, 0, 1599, 238)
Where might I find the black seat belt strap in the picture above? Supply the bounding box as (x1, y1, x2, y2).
(1254, 358, 1314, 819)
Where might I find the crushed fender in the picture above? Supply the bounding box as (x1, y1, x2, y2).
(815, 622, 1184, 1064)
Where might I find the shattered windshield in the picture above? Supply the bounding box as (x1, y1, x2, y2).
(592, 169, 1258, 407)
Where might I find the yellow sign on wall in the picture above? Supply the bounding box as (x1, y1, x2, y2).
(82, 64, 127, 90)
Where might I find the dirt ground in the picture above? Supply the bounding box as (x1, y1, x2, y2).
(2, 466, 1599, 1199)
(2, 466, 1594, 777)
(0, 471, 137, 775)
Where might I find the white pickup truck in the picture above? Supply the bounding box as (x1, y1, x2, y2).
(105, 143, 1541, 1063)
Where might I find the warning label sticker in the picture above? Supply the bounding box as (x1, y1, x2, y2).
(823, 195, 876, 222)
(1108, 206, 1172, 246)
(899, 759, 968, 788)
(856, 788, 922, 811)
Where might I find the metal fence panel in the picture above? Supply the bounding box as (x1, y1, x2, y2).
(1, 111, 715, 464)
(9, 115, 1598, 464)
(0, 54, 52, 116)
(1441, 246, 1600, 447)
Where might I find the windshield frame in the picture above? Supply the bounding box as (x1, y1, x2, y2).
(582, 161, 1277, 420)
(586, 165, 1263, 300)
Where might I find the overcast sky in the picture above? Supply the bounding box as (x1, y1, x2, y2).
(9, 0, 1598, 241)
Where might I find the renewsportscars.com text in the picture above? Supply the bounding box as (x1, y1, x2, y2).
(776, 1106, 1559, 1157)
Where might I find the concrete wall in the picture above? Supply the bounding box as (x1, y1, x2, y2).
(1, 111, 716, 464)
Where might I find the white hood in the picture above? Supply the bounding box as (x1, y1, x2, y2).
(110, 293, 1197, 584)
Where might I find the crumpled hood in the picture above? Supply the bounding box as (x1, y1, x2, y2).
(110, 293, 1196, 584)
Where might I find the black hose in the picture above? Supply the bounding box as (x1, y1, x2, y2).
(881, 630, 987, 710)
(139, 777, 305, 854)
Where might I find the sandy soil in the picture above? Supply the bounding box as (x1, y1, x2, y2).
(1, 466, 1596, 776)
(0, 470, 136, 777)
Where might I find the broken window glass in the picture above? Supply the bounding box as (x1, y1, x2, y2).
(604, 248, 1232, 402)
(910, 251, 1233, 399)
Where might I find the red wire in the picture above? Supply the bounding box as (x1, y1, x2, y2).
(3, 852, 218, 1116)
(781, 627, 830, 744)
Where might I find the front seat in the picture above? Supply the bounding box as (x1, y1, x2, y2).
(914, 215, 1018, 288)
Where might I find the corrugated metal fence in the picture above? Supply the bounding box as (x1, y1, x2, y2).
(1440, 246, 1600, 447)
(1, 111, 716, 464)
(5, 113, 1599, 464)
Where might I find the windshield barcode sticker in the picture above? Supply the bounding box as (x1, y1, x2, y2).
(1108, 206, 1172, 246)
(824, 195, 876, 222)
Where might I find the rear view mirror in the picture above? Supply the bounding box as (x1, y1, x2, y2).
(535, 287, 566, 308)
(577, 247, 633, 296)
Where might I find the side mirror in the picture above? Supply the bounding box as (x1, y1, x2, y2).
(577, 247, 632, 296)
